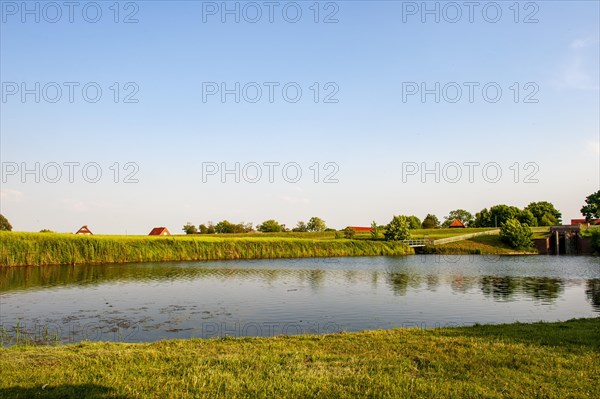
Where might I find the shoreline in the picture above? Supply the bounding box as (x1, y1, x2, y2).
(5, 229, 591, 267)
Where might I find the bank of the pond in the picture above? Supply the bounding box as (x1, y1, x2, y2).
(0, 232, 413, 267)
(0, 318, 598, 398)
(422, 235, 538, 255)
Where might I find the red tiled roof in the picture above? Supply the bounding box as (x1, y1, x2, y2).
(75, 225, 93, 235)
(571, 219, 600, 225)
(449, 219, 466, 228)
(149, 227, 170, 236)
(347, 226, 373, 232)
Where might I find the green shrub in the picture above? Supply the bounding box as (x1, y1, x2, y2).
(343, 227, 356, 239)
(500, 218, 533, 250)
(384, 216, 411, 241)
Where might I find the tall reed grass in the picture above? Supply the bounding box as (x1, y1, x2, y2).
(0, 232, 413, 267)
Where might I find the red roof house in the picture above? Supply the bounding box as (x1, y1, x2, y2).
(448, 219, 466, 228)
(75, 225, 93, 235)
(571, 219, 600, 226)
(346, 226, 373, 232)
(149, 227, 171, 236)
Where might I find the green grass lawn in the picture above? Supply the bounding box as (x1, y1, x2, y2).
(425, 235, 538, 255)
(0, 318, 598, 398)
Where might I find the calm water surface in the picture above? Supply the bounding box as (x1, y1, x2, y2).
(1, 255, 598, 344)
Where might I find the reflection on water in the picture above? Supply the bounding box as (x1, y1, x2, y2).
(586, 279, 600, 311)
(1, 256, 598, 344)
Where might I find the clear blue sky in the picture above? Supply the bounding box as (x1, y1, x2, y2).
(1, 0, 599, 234)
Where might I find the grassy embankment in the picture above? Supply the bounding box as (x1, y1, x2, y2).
(423, 227, 550, 255)
(0, 318, 598, 398)
(0, 232, 413, 267)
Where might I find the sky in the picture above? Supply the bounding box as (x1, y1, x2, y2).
(1, 0, 599, 234)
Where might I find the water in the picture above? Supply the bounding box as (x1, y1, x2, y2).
(1, 255, 598, 344)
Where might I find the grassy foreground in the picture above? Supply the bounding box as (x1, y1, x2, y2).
(0, 232, 413, 267)
(423, 235, 538, 255)
(0, 318, 598, 398)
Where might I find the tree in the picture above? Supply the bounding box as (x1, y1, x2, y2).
(406, 215, 421, 230)
(370, 220, 381, 239)
(442, 209, 474, 227)
(292, 221, 308, 232)
(307, 217, 327, 232)
(384, 215, 411, 241)
(581, 190, 600, 221)
(421, 214, 440, 229)
(525, 201, 562, 226)
(0, 214, 12, 231)
(499, 218, 533, 249)
(182, 223, 197, 235)
(199, 224, 208, 234)
(517, 209, 538, 227)
(343, 227, 356, 239)
(238, 222, 254, 233)
(207, 223, 216, 234)
(214, 220, 234, 234)
(473, 205, 521, 228)
(257, 219, 283, 233)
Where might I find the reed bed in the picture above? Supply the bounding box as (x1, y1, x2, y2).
(0, 232, 413, 267)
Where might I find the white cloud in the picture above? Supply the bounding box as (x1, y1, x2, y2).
(553, 37, 600, 91)
(0, 188, 23, 202)
(570, 37, 598, 49)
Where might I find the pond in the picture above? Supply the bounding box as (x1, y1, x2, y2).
(1, 255, 598, 345)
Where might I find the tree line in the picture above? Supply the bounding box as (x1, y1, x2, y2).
(182, 217, 330, 235)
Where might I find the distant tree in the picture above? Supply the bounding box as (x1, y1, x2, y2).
(324, 228, 336, 232)
(214, 220, 234, 234)
(307, 217, 327, 232)
(442, 209, 474, 227)
(257, 219, 283, 233)
(0, 214, 12, 231)
(39, 229, 54, 233)
(421, 214, 440, 229)
(473, 205, 521, 228)
(406, 215, 421, 230)
(215, 221, 253, 234)
(207, 223, 216, 234)
(292, 221, 308, 232)
(343, 227, 356, 239)
(500, 218, 533, 250)
(525, 202, 562, 226)
(581, 190, 600, 221)
(239, 222, 254, 233)
(540, 214, 554, 227)
(370, 220, 381, 239)
(517, 209, 538, 227)
(384, 216, 411, 241)
(199, 224, 208, 234)
(182, 223, 197, 235)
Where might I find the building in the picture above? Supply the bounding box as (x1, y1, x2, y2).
(571, 218, 600, 226)
(347, 226, 373, 232)
(448, 219, 466, 228)
(75, 225, 93, 235)
(149, 227, 171, 236)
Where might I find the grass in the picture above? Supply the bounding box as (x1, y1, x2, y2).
(0, 232, 413, 267)
(423, 235, 538, 255)
(0, 318, 598, 398)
